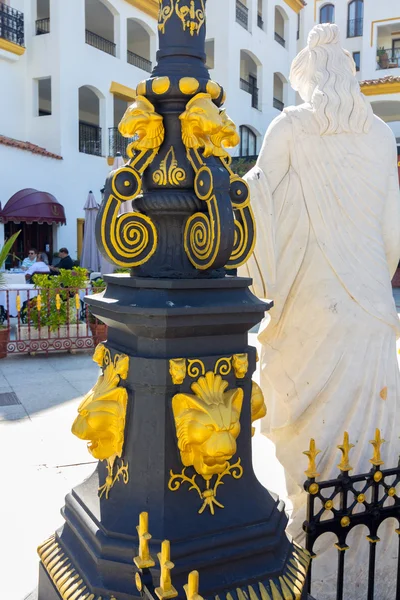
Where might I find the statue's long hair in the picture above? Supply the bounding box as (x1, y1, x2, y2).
(290, 24, 373, 135)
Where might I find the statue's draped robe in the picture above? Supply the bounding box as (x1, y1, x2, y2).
(242, 105, 400, 600)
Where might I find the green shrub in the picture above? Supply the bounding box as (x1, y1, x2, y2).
(27, 267, 88, 331)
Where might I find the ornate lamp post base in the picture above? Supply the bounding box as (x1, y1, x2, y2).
(37, 275, 310, 600)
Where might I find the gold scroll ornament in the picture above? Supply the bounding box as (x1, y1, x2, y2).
(71, 344, 130, 499)
(180, 92, 256, 270)
(169, 371, 243, 514)
(99, 96, 164, 268)
(158, 0, 205, 36)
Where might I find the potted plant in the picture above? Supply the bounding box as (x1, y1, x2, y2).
(0, 231, 20, 358)
(377, 47, 389, 69)
(21, 267, 89, 343)
(88, 277, 108, 346)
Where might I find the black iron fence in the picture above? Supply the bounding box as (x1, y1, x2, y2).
(85, 29, 116, 57)
(273, 97, 284, 111)
(236, 0, 248, 30)
(377, 48, 400, 70)
(257, 13, 264, 29)
(0, 2, 24, 47)
(109, 127, 137, 158)
(79, 122, 102, 157)
(240, 78, 259, 109)
(274, 31, 285, 47)
(127, 50, 152, 73)
(36, 17, 50, 35)
(303, 431, 400, 599)
(347, 17, 363, 38)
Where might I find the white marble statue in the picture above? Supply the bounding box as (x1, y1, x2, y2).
(241, 24, 400, 599)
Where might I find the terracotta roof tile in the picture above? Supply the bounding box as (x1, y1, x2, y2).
(360, 75, 400, 86)
(0, 135, 63, 160)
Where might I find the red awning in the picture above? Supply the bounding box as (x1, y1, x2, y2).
(0, 188, 66, 224)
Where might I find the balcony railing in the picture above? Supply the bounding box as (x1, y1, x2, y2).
(257, 13, 264, 29)
(109, 127, 137, 158)
(377, 48, 400, 70)
(240, 78, 259, 109)
(236, 0, 248, 30)
(273, 97, 284, 111)
(0, 2, 24, 47)
(274, 32, 285, 47)
(347, 18, 363, 38)
(85, 29, 116, 57)
(127, 49, 152, 73)
(36, 17, 50, 35)
(79, 122, 102, 156)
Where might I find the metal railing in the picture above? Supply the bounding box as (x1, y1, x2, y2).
(0, 2, 24, 47)
(85, 29, 116, 57)
(274, 31, 285, 47)
(257, 13, 264, 29)
(236, 0, 248, 30)
(240, 78, 259, 109)
(303, 431, 400, 598)
(377, 48, 400, 70)
(79, 122, 102, 157)
(127, 49, 152, 73)
(36, 17, 50, 35)
(273, 97, 284, 111)
(109, 127, 137, 158)
(0, 285, 104, 355)
(347, 17, 363, 38)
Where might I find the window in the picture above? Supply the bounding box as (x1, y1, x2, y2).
(37, 77, 52, 116)
(239, 126, 257, 157)
(320, 4, 334, 24)
(352, 52, 360, 72)
(347, 0, 363, 38)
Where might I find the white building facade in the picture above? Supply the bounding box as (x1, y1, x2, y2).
(0, 0, 158, 261)
(1, 0, 398, 263)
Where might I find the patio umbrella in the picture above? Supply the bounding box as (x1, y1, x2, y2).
(80, 191, 101, 273)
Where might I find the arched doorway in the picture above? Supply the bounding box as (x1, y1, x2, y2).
(78, 85, 104, 156)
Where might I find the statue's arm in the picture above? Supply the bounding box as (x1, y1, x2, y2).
(256, 111, 292, 194)
(239, 113, 292, 298)
(382, 138, 400, 279)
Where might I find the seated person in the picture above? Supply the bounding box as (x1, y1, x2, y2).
(50, 247, 73, 274)
(21, 248, 37, 271)
(25, 252, 50, 282)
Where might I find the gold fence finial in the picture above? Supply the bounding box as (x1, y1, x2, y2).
(134, 512, 156, 569)
(184, 570, 204, 600)
(370, 428, 386, 467)
(155, 540, 178, 600)
(337, 432, 354, 472)
(303, 439, 321, 479)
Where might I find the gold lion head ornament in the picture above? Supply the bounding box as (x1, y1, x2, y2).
(172, 372, 244, 479)
(72, 344, 129, 461)
(119, 95, 164, 151)
(179, 93, 225, 157)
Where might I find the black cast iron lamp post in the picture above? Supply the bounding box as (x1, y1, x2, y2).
(36, 2, 311, 600)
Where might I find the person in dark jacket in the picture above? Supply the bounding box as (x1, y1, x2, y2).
(50, 247, 73, 273)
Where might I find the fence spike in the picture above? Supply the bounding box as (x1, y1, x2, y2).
(75, 293, 80, 312)
(16, 294, 21, 313)
(56, 294, 61, 311)
(337, 432, 354, 472)
(303, 439, 321, 479)
(184, 571, 204, 600)
(37, 294, 42, 312)
(133, 511, 155, 569)
(369, 429, 386, 467)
